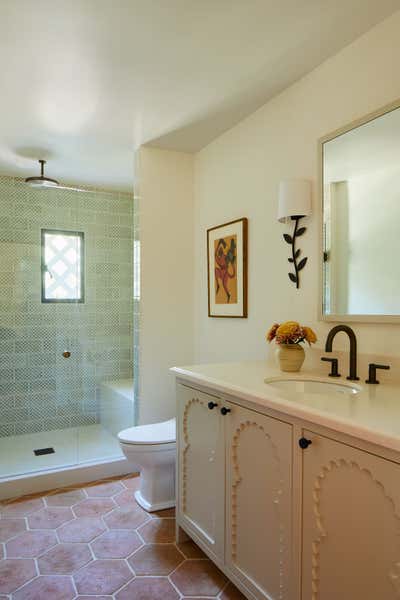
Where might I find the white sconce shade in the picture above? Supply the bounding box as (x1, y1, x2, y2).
(278, 179, 311, 223)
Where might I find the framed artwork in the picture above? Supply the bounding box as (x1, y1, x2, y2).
(207, 217, 248, 318)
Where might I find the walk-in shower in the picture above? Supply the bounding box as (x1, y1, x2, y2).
(0, 175, 135, 489)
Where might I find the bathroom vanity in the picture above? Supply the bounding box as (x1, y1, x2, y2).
(171, 361, 400, 600)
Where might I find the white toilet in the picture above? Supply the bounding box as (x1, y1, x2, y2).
(118, 418, 176, 512)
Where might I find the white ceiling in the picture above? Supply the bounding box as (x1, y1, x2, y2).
(0, 0, 398, 191)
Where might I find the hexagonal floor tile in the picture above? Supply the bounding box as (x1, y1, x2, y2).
(74, 559, 133, 595)
(75, 597, 111, 600)
(0, 518, 26, 542)
(138, 518, 175, 543)
(116, 577, 179, 600)
(58, 517, 105, 543)
(73, 498, 115, 517)
(46, 489, 85, 507)
(0, 496, 44, 516)
(91, 530, 142, 558)
(151, 507, 176, 518)
(0, 559, 36, 594)
(104, 506, 149, 530)
(121, 475, 140, 491)
(220, 582, 248, 600)
(128, 543, 184, 575)
(12, 575, 75, 600)
(28, 507, 74, 529)
(6, 530, 57, 558)
(177, 540, 206, 558)
(85, 480, 124, 497)
(38, 543, 92, 574)
(114, 490, 138, 508)
(170, 559, 227, 596)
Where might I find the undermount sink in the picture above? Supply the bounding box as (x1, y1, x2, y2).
(265, 377, 361, 396)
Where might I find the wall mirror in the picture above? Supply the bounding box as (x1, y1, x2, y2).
(321, 100, 400, 322)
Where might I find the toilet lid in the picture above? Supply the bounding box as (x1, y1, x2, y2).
(118, 418, 176, 445)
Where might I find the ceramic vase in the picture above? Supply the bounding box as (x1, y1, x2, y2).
(276, 343, 305, 372)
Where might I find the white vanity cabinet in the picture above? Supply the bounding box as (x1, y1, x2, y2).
(301, 431, 400, 600)
(176, 384, 225, 562)
(176, 376, 400, 600)
(225, 403, 292, 600)
(177, 383, 293, 599)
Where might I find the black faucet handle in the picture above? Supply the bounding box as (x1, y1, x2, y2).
(365, 363, 390, 384)
(321, 357, 341, 377)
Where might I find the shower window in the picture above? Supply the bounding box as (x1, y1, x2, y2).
(41, 229, 85, 302)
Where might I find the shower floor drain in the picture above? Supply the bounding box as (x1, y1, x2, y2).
(33, 447, 55, 456)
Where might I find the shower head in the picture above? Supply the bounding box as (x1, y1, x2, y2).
(24, 159, 90, 192)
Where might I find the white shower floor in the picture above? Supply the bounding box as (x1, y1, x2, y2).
(0, 424, 123, 480)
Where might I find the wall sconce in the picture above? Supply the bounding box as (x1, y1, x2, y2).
(278, 179, 311, 289)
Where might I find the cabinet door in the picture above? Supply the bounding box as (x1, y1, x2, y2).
(177, 384, 225, 561)
(302, 431, 400, 600)
(225, 402, 293, 600)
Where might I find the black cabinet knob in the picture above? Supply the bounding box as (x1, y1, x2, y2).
(220, 407, 231, 416)
(208, 401, 218, 410)
(299, 437, 312, 449)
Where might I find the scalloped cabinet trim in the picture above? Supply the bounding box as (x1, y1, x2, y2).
(181, 396, 204, 512)
(231, 421, 284, 555)
(231, 420, 286, 598)
(304, 437, 400, 600)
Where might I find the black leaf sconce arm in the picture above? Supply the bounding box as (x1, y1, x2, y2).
(284, 217, 308, 288)
(277, 179, 312, 289)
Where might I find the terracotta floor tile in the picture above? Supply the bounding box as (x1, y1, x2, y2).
(0, 518, 26, 542)
(57, 516, 106, 543)
(177, 539, 207, 558)
(45, 489, 85, 507)
(104, 506, 150, 530)
(116, 577, 180, 600)
(12, 575, 75, 600)
(138, 518, 176, 543)
(6, 530, 57, 558)
(170, 559, 228, 596)
(85, 480, 124, 497)
(0, 558, 36, 594)
(151, 507, 176, 518)
(38, 543, 92, 574)
(91, 529, 142, 558)
(114, 489, 139, 508)
(74, 559, 133, 595)
(75, 597, 112, 600)
(72, 497, 115, 517)
(121, 475, 140, 491)
(220, 582, 248, 600)
(128, 543, 184, 575)
(27, 507, 74, 529)
(0, 496, 44, 516)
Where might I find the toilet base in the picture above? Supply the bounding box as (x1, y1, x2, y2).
(135, 490, 175, 512)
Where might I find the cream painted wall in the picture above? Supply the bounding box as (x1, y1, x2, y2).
(194, 9, 400, 362)
(136, 147, 194, 424)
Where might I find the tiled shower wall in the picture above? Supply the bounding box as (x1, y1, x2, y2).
(0, 176, 134, 437)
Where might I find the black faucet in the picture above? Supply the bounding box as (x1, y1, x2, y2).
(324, 325, 360, 381)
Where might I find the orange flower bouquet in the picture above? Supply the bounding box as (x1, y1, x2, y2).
(266, 321, 317, 372)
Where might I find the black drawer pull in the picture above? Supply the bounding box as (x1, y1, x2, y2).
(220, 407, 231, 416)
(208, 401, 218, 410)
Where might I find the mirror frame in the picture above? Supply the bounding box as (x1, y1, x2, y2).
(318, 97, 400, 324)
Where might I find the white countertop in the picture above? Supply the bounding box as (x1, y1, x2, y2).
(171, 360, 400, 453)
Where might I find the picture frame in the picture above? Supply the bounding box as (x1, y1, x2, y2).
(207, 217, 248, 318)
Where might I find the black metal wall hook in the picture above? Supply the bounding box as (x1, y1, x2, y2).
(283, 216, 308, 288)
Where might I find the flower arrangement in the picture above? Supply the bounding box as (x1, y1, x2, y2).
(266, 321, 317, 346)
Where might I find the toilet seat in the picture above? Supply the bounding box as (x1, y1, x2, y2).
(118, 418, 176, 445)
